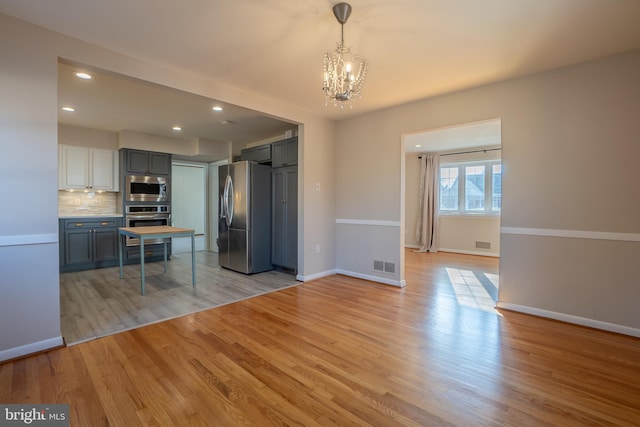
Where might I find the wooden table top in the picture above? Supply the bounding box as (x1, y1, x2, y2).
(118, 226, 194, 236)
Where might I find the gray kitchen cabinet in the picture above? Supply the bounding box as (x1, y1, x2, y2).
(240, 144, 271, 163)
(272, 165, 297, 271)
(59, 217, 123, 272)
(122, 149, 171, 175)
(271, 137, 298, 168)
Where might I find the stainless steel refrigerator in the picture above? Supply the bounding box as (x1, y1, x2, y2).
(218, 161, 272, 274)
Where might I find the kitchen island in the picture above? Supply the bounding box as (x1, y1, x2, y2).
(118, 226, 195, 295)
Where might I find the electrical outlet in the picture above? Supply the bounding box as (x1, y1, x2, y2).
(315, 244, 320, 254)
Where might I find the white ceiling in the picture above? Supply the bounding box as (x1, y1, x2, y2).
(2, 0, 640, 151)
(405, 119, 501, 153)
(57, 61, 295, 148)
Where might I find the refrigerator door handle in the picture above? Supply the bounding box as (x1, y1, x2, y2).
(227, 175, 234, 226)
(219, 195, 226, 219)
(224, 174, 234, 227)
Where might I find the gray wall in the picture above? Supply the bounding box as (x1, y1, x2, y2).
(335, 49, 640, 334)
(0, 14, 63, 359)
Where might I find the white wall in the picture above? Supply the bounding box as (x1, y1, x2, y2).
(118, 130, 196, 155)
(336, 49, 640, 335)
(438, 216, 500, 256)
(0, 12, 337, 360)
(299, 121, 338, 281)
(59, 124, 118, 149)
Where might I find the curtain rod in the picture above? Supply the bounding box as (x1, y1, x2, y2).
(419, 147, 501, 158)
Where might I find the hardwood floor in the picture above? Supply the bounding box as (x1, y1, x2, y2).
(3, 250, 640, 426)
(60, 251, 299, 344)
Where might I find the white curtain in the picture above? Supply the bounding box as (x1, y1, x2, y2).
(415, 153, 440, 252)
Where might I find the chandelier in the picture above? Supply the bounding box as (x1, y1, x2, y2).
(323, 3, 368, 108)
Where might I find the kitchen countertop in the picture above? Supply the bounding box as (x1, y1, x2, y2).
(59, 214, 123, 219)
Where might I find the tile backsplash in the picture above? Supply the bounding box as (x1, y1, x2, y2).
(58, 191, 118, 217)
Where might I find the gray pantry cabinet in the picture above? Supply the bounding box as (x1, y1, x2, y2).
(122, 148, 171, 175)
(272, 164, 298, 271)
(59, 217, 123, 272)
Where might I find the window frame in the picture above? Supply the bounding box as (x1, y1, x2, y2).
(438, 159, 502, 217)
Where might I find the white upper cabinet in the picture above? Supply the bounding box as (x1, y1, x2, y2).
(59, 145, 119, 191)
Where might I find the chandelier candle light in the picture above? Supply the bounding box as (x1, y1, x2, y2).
(323, 2, 368, 108)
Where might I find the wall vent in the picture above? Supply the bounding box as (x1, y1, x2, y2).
(373, 260, 384, 271)
(476, 241, 491, 249)
(384, 262, 396, 274)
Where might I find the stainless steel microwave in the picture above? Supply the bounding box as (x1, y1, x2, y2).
(125, 175, 169, 202)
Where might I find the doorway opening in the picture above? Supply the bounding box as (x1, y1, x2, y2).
(402, 119, 502, 308)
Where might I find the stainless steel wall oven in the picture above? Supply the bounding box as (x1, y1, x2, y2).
(124, 205, 171, 246)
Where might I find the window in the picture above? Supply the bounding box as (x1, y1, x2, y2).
(439, 167, 459, 211)
(492, 164, 502, 211)
(439, 161, 501, 215)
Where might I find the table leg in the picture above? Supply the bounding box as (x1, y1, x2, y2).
(191, 233, 196, 287)
(163, 238, 168, 273)
(119, 232, 124, 279)
(140, 236, 145, 295)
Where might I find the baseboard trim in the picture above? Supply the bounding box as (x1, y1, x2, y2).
(404, 246, 500, 257)
(0, 336, 64, 362)
(496, 302, 640, 338)
(297, 269, 337, 282)
(336, 269, 406, 287)
(439, 248, 500, 258)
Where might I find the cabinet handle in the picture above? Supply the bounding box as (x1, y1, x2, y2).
(145, 251, 153, 256)
(101, 222, 109, 226)
(74, 223, 84, 227)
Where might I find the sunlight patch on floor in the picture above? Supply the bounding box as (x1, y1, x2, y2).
(446, 268, 500, 314)
(484, 272, 499, 289)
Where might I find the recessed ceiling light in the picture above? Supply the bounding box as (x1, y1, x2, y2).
(172, 126, 182, 131)
(74, 72, 92, 80)
(415, 144, 422, 148)
(62, 106, 75, 112)
(212, 106, 223, 112)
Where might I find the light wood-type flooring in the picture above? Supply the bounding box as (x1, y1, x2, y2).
(3, 250, 640, 425)
(60, 251, 299, 344)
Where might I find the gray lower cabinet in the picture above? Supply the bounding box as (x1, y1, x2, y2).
(272, 166, 297, 271)
(59, 217, 123, 272)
